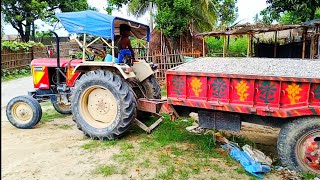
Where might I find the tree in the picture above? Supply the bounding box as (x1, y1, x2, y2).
(109, 0, 238, 37)
(1, 0, 93, 42)
(279, 11, 303, 25)
(217, 0, 238, 27)
(265, 0, 320, 22)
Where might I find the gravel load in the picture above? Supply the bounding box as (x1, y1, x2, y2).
(173, 57, 320, 79)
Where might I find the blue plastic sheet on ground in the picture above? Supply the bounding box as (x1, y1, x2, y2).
(221, 144, 271, 179)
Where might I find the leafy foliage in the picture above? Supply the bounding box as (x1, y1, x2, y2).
(35, 31, 53, 38)
(1, 41, 44, 51)
(109, 0, 238, 37)
(1, 66, 31, 81)
(156, 0, 193, 38)
(205, 36, 248, 57)
(1, 0, 93, 42)
(257, 0, 320, 24)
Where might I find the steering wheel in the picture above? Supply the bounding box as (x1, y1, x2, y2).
(79, 45, 106, 61)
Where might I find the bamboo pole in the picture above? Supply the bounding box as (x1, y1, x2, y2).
(310, 33, 314, 60)
(247, 34, 251, 57)
(82, 34, 86, 61)
(202, 36, 205, 57)
(302, 28, 307, 60)
(223, 35, 227, 57)
(274, 31, 277, 58)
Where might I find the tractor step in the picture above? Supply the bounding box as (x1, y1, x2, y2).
(134, 117, 164, 134)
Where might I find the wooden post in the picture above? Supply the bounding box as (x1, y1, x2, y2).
(202, 36, 205, 57)
(310, 34, 314, 60)
(160, 30, 163, 56)
(223, 35, 227, 57)
(247, 34, 251, 57)
(302, 28, 307, 60)
(274, 31, 277, 58)
(227, 35, 230, 56)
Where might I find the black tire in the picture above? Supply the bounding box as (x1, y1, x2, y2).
(277, 116, 320, 174)
(137, 75, 162, 120)
(71, 70, 136, 140)
(141, 75, 161, 99)
(51, 96, 72, 114)
(6, 95, 42, 129)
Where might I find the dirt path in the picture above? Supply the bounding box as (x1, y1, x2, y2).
(2, 115, 281, 180)
(1, 77, 282, 179)
(1, 76, 34, 108)
(1, 118, 113, 180)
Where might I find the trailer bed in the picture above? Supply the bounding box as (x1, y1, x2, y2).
(166, 58, 320, 118)
(174, 57, 320, 79)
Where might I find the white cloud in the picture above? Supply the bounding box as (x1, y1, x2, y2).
(236, 0, 267, 24)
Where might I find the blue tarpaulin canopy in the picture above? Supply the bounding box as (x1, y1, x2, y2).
(56, 10, 150, 41)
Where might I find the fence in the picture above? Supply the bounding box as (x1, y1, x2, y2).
(1, 42, 79, 72)
(1, 47, 48, 71)
(149, 49, 201, 83)
(1, 42, 201, 84)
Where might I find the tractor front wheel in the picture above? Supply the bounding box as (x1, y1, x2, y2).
(71, 70, 136, 140)
(51, 95, 72, 114)
(277, 116, 320, 174)
(6, 95, 42, 129)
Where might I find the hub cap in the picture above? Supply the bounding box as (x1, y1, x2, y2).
(79, 86, 118, 128)
(296, 130, 320, 173)
(11, 102, 33, 123)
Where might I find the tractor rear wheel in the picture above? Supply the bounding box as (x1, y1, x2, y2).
(137, 75, 162, 120)
(141, 75, 161, 99)
(71, 70, 136, 140)
(6, 95, 42, 129)
(51, 96, 72, 114)
(277, 116, 320, 174)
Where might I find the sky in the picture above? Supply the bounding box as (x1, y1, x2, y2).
(3, 0, 267, 36)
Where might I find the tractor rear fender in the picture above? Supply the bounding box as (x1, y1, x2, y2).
(132, 60, 155, 82)
(73, 62, 136, 79)
(73, 60, 154, 82)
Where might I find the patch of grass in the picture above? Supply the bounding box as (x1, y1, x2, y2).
(119, 141, 134, 151)
(249, 177, 260, 180)
(113, 151, 135, 163)
(150, 116, 218, 155)
(161, 86, 167, 96)
(81, 140, 117, 150)
(41, 109, 67, 123)
(139, 159, 151, 168)
(178, 169, 190, 180)
(1, 67, 31, 81)
(159, 153, 171, 165)
(58, 124, 72, 130)
(211, 165, 224, 173)
(300, 171, 317, 180)
(171, 146, 185, 156)
(96, 165, 117, 176)
(156, 165, 175, 180)
(235, 167, 246, 174)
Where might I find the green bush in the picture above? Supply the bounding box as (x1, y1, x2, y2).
(205, 36, 248, 57)
(1, 41, 44, 52)
(1, 66, 31, 81)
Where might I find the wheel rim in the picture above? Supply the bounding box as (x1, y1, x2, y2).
(56, 103, 71, 111)
(11, 102, 33, 123)
(296, 130, 320, 173)
(79, 85, 118, 128)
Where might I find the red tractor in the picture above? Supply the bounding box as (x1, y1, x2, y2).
(6, 10, 161, 139)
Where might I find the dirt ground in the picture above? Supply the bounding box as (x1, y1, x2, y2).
(1, 105, 281, 180)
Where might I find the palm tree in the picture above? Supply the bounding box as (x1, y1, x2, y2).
(127, 0, 219, 32)
(127, 0, 156, 30)
(191, 0, 219, 32)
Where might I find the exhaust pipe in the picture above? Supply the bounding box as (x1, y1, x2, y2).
(50, 30, 61, 85)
